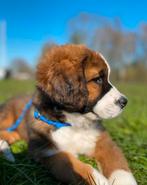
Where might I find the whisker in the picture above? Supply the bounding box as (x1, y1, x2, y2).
(111, 178, 116, 185)
(87, 173, 97, 185)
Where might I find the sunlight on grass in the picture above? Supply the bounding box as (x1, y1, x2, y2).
(0, 79, 35, 102)
(0, 80, 147, 185)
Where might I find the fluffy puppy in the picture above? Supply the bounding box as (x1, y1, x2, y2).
(0, 44, 137, 185)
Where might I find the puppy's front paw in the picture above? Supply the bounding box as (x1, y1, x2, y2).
(91, 169, 109, 185)
(109, 170, 137, 185)
(0, 140, 15, 162)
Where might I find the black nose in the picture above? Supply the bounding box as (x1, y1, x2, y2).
(116, 96, 128, 109)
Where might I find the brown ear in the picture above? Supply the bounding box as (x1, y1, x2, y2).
(36, 58, 88, 111)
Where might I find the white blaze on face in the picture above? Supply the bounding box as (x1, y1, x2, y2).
(93, 86, 124, 119)
(93, 52, 126, 119)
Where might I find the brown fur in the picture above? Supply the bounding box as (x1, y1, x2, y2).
(94, 132, 129, 177)
(41, 152, 95, 184)
(0, 130, 20, 144)
(36, 44, 109, 112)
(0, 44, 130, 184)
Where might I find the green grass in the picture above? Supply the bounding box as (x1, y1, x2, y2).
(0, 79, 35, 102)
(104, 83, 147, 185)
(0, 80, 147, 185)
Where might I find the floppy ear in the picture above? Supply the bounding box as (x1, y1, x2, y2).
(36, 57, 88, 111)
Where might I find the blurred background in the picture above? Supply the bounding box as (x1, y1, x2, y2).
(0, 1, 147, 185)
(0, 0, 147, 82)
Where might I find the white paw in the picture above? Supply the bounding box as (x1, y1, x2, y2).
(0, 140, 15, 162)
(109, 170, 137, 185)
(92, 169, 109, 185)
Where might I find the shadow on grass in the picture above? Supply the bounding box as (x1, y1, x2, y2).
(0, 140, 91, 185)
(0, 141, 61, 185)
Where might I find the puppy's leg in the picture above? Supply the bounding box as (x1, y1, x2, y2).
(0, 130, 21, 144)
(94, 131, 137, 185)
(0, 139, 15, 162)
(0, 131, 21, 162)
(30, 121, 109, 184)
(40, 151, 109, 185)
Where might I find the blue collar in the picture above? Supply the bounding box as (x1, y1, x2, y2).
(34, 110, 71, 129)
(7, 99, 33, 132)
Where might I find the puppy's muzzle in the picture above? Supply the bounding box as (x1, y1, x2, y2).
(115, 96, 128, 109)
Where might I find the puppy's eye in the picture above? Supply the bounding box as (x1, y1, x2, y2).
(93, 76, 103, 85)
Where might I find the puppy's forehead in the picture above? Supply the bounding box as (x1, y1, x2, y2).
(84, 52, 109, 81)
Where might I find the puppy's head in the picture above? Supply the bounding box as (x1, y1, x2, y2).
(37, 44, 127, 119)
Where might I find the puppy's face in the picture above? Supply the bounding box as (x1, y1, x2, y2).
(37, 44, 127, 119)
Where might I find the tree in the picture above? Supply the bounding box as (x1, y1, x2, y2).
(140, 24, 147, 64)
(11, 58, 33, 74)
(67, 13, 145, 81)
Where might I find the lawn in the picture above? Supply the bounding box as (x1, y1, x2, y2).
(0, 80, 147, 185)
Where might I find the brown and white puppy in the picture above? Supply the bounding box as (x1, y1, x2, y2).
(0, 44, 137, 185)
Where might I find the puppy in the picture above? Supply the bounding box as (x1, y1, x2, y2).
(0, 44, 137, 185)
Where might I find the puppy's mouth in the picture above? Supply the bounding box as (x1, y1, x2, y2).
(92, 87, 128, 120)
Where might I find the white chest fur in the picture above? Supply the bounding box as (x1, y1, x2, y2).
(51, 112, 102, 156)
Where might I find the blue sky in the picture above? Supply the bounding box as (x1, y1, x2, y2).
(0, 0, 147, 68)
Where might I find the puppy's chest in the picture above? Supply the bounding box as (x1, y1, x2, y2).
(51, 113, 102, 156)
